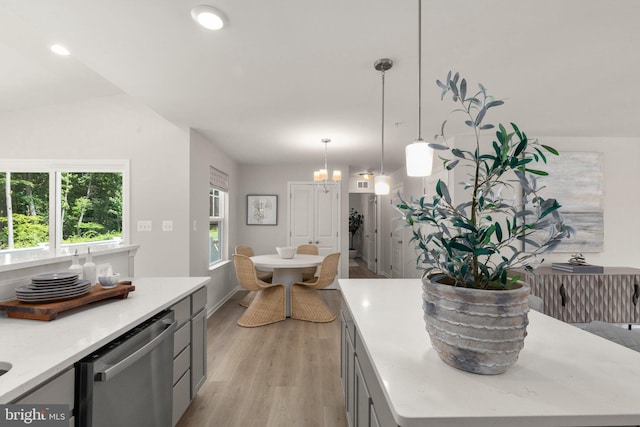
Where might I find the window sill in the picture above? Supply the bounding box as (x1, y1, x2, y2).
(0, 244, 139, 273)
(209, 259, 231, 272)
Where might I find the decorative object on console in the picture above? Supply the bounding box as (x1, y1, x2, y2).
(397, 70, 572, 374)
(552, 253, 603, 273)
(246, 194, 277, 225)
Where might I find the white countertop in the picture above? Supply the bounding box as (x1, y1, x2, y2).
(0, 276, 210, 403)
(339, 278, 640, 427)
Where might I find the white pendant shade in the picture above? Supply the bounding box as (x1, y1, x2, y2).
(374, 175, 391, 195)
(406, 140, 434, 177)
(332, 170, 342, 181)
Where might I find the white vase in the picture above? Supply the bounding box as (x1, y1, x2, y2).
(422, 278, 530, 375)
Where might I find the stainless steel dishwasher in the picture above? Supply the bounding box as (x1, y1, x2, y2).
(76, 310, 176, 427)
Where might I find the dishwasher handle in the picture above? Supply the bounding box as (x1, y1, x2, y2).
(95, 318, 176, 382)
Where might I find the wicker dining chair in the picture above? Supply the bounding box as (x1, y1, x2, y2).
(234, 245, 273, 308)
(290, 252, 340, 322)
(296, 244, 319, 282)
(232, 254, 286, 327)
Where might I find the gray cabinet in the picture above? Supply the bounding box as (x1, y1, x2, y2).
(526, 267, 640, 324)
(190, 286, 207, 396)
(171, 286, 208, 426)
(340, 309, 356, 426)
(340, 303, 397, 427)
(14, 367, 75, 427)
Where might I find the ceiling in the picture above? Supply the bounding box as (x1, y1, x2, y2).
(1, 0, 639, 174)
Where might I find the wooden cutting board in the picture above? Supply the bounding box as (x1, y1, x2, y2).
(0, 283, 135, 321)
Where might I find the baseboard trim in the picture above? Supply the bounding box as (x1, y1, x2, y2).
(206, 286, 242, 318)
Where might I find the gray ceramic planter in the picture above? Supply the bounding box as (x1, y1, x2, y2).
(422, 278, 530, 375)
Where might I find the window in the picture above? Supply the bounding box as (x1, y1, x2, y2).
(209, 188, 226, 265)
(0, 160, 128, 257)
(208, 166, 229, 267)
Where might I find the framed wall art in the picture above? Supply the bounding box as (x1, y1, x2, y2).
(246, 194, 278, 225)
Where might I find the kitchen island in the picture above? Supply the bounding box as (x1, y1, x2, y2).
(0, 276, 210, 404)
(339, 278, 640, 427)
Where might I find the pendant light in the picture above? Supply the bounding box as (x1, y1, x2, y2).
(405, 0, 434, 177)
(373, 58, 393, 196)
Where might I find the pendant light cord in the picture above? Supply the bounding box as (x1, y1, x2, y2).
(381, 69, 386, 175)
(417, 0, 422, 141)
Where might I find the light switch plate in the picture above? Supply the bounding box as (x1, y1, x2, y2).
(137, 220, 152, 232)
(162, 220, 173, 232)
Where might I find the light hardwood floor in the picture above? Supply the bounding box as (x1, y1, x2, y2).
(177, 290, 348, 427)
(349, 257, 386, 279)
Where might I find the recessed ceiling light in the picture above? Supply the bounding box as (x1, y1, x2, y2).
(191, 5, 226, 30)
(50, 44, 70, 56)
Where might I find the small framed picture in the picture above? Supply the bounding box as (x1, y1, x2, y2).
(247, 194, 278, 225)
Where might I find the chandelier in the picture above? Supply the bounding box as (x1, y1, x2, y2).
(313, 138, 341, 193)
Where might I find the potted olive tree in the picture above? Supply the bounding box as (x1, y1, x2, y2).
(397, 71, 572, 375)
(349, 208, 363, 259)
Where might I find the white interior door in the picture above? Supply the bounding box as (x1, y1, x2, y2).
(390, 184, 404, 278)
(289, 184, 314, 247)
(365, 196, 377, 272)
(289, 183, 339, 256)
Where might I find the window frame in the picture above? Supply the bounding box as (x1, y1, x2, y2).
(209, 187, 228, 267)
(0, 159, 130, 257)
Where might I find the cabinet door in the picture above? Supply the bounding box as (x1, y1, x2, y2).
(346, 327, 356, 427)
(542, 274, 599, 323)
(602, 274, 640, 323)
(191, 309, 207, 396)
(15, 368, 75, 427)
(355, 356, 371, 427)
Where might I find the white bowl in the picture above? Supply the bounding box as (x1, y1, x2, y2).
(98, 273, 121, 288)
(276, 246, 296, 259)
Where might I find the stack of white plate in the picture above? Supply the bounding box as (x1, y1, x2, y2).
(16, 272, 92, 303)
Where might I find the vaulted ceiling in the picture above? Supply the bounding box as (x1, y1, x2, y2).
(1, 0, 639, 173)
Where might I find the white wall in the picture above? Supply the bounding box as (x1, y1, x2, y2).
(236, 162, 350, 279)
(188, 129, 241, 311)
(0, 94, 191, 276)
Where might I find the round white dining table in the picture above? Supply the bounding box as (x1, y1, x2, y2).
(251, 254, 324, 317)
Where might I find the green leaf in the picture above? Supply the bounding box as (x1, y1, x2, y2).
(451, 149, 466, 159)
(541, 144, 559, 155)
(460, 78, 467, 101)
(474, 248, 495, 255)
(525, 169, 549, 176)
(445, 160, 459, 170)
(495, 222, 503, 242)
(449, 241, 473, 252)
(513, 139, 527, 157)
(475, 107, 487, 127)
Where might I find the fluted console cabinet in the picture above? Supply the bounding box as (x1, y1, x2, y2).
(524, 267, 640, 324)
